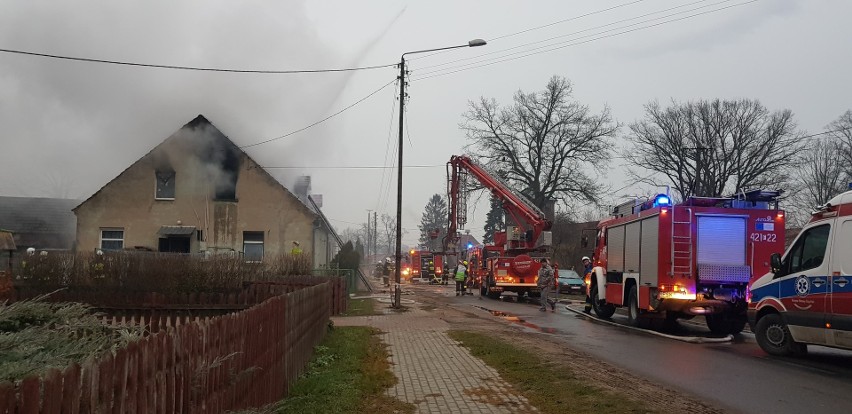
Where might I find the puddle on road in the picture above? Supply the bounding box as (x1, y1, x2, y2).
(476, 306, 559, 334)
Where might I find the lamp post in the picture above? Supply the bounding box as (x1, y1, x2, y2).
(393, 38, 486, 308)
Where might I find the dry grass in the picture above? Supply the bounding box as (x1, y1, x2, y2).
(449, 330, 657, 414)
(236, 326, 414, 414)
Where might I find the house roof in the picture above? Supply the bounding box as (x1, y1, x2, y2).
(74, 115, 317, 220)
(0, 196, 79, 235)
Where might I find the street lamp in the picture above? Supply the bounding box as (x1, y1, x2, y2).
(393, 38, 486, 308)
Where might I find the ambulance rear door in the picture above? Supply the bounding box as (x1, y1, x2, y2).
(829, 216, 852, 348)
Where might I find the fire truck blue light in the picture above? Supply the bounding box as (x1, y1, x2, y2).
(653, 194, 671, 207)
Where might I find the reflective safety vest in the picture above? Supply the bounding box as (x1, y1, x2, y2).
(455, 265, 467, 281)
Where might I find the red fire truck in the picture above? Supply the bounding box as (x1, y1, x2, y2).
(587, 190, 785, 334)
(444, 155, 554, 299)
(407, 250, 444, 284)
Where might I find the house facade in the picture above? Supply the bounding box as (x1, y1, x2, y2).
(74, 115, 324, 264)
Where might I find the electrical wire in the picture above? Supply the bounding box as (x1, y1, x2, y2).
(415, 0, 716, 72)
(240, 78, 396, 148)
(412, 1, 757, 82)
(261, 165, 442, 170)
(407, 0, 649, 61)
(376, 80, 400, 212)
(0, 47, 395, 74)
(490, 0, 650, 42)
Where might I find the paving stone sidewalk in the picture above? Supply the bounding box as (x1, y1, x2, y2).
(333, 293, 538, 413)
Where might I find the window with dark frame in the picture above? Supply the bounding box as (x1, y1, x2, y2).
(243, 231, 264, 262)
(156, 171, 176, 199)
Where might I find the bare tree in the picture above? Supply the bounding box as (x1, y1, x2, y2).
(461, 76, 617, 210)
(624, 99, 802, 199)
(827, 110, 852, 179)
(379, 213, 399, 256)
(786, 138, 848, 226)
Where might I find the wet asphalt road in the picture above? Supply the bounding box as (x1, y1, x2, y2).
(429, 287, 852, 414)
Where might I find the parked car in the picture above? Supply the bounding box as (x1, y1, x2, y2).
(557, 270, 584, 294)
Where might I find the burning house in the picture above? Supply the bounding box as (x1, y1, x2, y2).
(73, 115, 334, 266)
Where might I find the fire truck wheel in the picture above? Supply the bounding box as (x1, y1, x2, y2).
(627, 286, 643, 327)
(706, 313, 747, 335)
(591, 284, 615, 319)
(754, 313, 808, 356)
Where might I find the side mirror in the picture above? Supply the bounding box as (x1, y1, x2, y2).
(770, 253, 782, 273)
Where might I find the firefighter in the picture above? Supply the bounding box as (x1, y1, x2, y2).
(454, 260, 468, 296)
(290, 241, 303, 255)
(91, 249, 105, 279)
(538, 258, 556, 312)
(582, 256, 594, 314)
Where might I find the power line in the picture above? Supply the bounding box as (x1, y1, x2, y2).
(240, 78, 396, 149)
(261, 164, 442, 170)
(489, 0, 649, 41)
(376, 80, 400, 212)
(412, 1, 757, 81)
(415, 0, 716, 72)
(0, 47, 395, 74)
(408, 0, 649, 61)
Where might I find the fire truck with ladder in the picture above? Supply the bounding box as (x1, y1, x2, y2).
(587, 189, 786, 334)
(444, 155, 554, 299)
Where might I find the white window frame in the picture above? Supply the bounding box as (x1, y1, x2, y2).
(243, 231, 264, 263)
(100, 228, 125, 250)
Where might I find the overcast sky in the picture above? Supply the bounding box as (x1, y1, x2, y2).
(1, 0, 849, 246)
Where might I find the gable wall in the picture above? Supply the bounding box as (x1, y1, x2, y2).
(74, 128, 316, 260)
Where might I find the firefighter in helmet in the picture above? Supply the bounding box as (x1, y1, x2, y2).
(454, 260, 468, 296)
(582, 256, 594, 314)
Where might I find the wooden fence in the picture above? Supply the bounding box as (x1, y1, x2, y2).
(0, 279, 342, 413)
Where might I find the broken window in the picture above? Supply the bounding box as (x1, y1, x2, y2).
(243, 231, 264, 262)
(155, 171, 175, 199)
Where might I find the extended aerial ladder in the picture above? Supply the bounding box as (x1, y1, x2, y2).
(444, 155, 552, 253)
(443, 155, 554, 298)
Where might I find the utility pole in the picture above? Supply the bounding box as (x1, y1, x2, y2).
(373, 212, 378, 260)
(366, 210, 373, 262)
(393, 39, 487, 308)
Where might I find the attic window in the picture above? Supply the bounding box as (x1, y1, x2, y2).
(156, 171, 175, 200)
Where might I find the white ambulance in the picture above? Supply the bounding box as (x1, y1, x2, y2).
(748, 188, 852, 356)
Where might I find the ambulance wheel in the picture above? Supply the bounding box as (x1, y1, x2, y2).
(591, 285, 616, 319)
(755, 313, 807, 356)
(706, 313, 746, 335)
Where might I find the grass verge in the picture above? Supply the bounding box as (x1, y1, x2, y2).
(341, 298, 377, 316)
(447, 330, 656, 414)
(273, 326, 414, 414)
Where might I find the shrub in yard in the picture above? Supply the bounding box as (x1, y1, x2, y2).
(0, 296, 142, 383)
(13, 251, 315, 295)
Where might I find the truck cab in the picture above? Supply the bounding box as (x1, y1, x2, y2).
(749, 189, 852, 356)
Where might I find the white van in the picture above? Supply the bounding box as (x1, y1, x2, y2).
(748, 189, 852, 356)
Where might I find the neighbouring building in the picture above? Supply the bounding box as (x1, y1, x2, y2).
(0, 196, 79, 254)
(73, 115, 335, 267)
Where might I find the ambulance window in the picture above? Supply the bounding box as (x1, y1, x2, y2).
(785, 224, 830, 275)
(841, 220, 852, 276)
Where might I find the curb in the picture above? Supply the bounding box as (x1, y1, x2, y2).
(564, 305, 733, 344)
